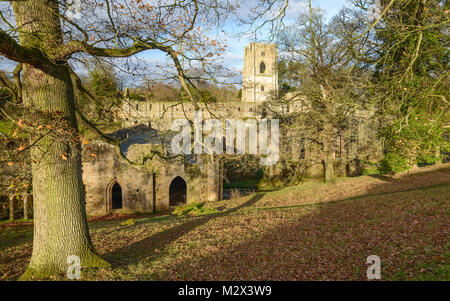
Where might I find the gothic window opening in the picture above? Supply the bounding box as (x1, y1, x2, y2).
(111, 183, 122, 209)
(260, 62, 266, 73)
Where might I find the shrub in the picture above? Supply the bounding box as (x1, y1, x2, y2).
(379, 152, 410, 175)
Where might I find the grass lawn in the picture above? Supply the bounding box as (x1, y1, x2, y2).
(0, 164, 449, 281)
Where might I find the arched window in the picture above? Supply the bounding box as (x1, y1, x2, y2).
(136, 103, 139, 110)
(261, 85, 265, 92)
(111, 183, 122, 209)
(260, 62, 266, 73)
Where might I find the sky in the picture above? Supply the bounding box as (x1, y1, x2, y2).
(137, 0, 348, 75)
(0, 0, 348, 84)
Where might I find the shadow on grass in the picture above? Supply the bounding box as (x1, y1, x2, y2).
(104, 193, 266, 265)
(103, 165, 450, 268)
(153, 184, 449, 281)
(100, 166, 450, 279)
(366, 174, 395, 182)
(362, 165, 450, 195)
(0, 226, 33, 251)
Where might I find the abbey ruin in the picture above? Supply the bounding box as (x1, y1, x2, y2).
(77, 42, 380, 216)
(79, 43, 278, 215)
(2, 43, 380, 218)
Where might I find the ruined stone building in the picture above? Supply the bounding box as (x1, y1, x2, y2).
(80, 43, 280, 216)
(0, 42, 380, 219)
(80, 42, 380, 216)
(81, 126, 222, 215)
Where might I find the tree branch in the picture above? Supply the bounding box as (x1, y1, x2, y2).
(0, 30, 51, 70)
(13, 63, 22, 102)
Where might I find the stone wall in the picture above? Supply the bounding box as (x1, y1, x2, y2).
(123, 100, 262, 130)
(81, 140, 221, 216)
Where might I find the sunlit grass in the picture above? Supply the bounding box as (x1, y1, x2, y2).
(0, 164, 448, 280)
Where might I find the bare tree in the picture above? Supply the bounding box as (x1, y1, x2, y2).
(272, 1, 372, 182)
(0, 0, 290, 279)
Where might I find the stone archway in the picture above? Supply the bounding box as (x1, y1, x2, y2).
(169, 176, 187, 207)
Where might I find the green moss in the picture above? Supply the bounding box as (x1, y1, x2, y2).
(362, 168, 380, 175)
(19, 252, 110, 281)
(121, 218, 136, 226)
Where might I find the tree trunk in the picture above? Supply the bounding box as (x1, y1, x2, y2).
(323, 152, 335, 183)
(22, 193, 28, 220)
(322, 130, 336, 183)
(13, 1, 108, 280)
(9, 195, 15, 221)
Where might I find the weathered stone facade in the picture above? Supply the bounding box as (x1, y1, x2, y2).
(81, 42, 382, 215)
(242, 42, 278, 102)
(123, 100, 261, 130)
(82, 127, 222, 216)
(0, 43, 386, 220)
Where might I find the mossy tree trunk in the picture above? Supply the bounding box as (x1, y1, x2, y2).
(12, 0, 108, 279)
(322, 127, 336, 183)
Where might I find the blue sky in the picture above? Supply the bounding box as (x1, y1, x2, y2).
(0, 0, 348, 83)
(137, 0, 348, 75)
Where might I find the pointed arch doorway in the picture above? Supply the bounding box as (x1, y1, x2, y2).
(107, 179, 123, 212)
(111, 183, 122, 209)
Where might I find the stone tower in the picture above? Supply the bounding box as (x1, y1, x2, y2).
(242, 42, 278, 102)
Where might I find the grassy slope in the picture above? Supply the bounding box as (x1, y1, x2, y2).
(0, 164, 449, 280)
